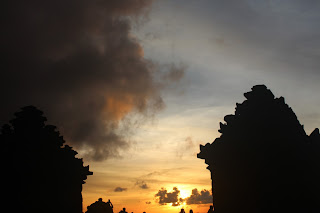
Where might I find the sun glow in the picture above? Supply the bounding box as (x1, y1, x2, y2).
(179, 189, 190, 199)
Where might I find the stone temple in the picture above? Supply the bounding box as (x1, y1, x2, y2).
(198, 85, 320, 213)
(1, 106, 93, 213)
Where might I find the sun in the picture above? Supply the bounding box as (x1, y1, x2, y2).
(179, 189, 190, 199)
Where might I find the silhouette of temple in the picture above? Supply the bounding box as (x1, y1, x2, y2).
(197, 85, 320, 213)
(86, 198, 114, 213)
(1, 106, 92, 213)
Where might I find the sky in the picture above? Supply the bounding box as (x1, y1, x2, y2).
(2, 1, 320, 213)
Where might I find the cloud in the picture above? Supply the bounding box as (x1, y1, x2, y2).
(0, 0, 183, 161)
(185, 188, 213, 205)
(146, 201, 152, 204)
(137, 168, 187, 184)
(162, 63, 186, 82)
(135, 180, 149, 189)
(114, 187, 127, 192)
(155, 187, 183, 206)
(176, 137, 197, 159)
(154, 187, 212, 206)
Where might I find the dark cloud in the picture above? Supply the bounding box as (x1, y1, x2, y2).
(155, 187, 183, 206)
(185, 188, 213, 205)
(154, 187, 213, 206)
(0, 0, 183, 161)
(135, 180, 149, 189)
(114, 187, 127, 192)
(146, 201, 152, 204)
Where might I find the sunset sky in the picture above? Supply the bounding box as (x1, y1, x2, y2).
(2, 1, 320, 213)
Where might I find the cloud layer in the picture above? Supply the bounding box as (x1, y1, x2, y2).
(114, 187, 128, 192)
(1, 0, 183, 161)
(135, 180, 150, 189)
(155, 187, 183, 206)
(185, 189, 213, 205)
(155, 187, 212, 206)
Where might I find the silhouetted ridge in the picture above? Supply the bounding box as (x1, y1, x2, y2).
(198, 85, 320, 213)
(1, 106, 92, 213)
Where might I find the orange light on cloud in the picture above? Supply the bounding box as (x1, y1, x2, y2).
(104, 95, 135, 121)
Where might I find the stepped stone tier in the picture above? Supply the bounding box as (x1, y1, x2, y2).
(197, 85, 320, 213)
